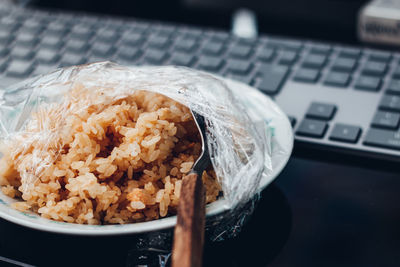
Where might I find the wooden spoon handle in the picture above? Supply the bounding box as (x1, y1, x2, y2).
(172, 172, 205, 267)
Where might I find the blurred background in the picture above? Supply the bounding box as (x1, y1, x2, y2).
(32, 0, 367, 43)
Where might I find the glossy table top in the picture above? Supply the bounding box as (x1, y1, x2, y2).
(1, 156, 400, 266)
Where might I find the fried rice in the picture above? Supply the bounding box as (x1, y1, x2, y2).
(0, 86, 221, 224)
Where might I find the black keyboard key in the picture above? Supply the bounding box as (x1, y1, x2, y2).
(144, 49, 168, 64)
(147, 35, 170, 49)
(209, 31, 229, 42)
(69, 25, 93, 40)
(306, 102, 336, 120)
(0, 29, 13, 44)
(329, 124, 361, 143)
(197, 56, 223, 71)
(15, 32, 38, 47)
(386, 79, 400, 95)
(96, 29, 119, 43)
(267, 38, 303, 52)
(225, 73, 253, 85)
(371, 111, 400, 130)
(35, 49, 60, 64)
(309, 43, 331, 55)
(331, 57, 357, 72)
(363, 128, 400, 150)
(59, 53, 86, 67)
(257, 47, 275, 62)
(174, 37, 197, 52)
(6, 60, 34, 77)
(296, 119, 328, 138)
(361, 61, 388, 76)
(226, 59, 252, 74)
(256, 63, 289, 95)
(170, 52, 195, 66)
(121, 32, 144, 46)
(229, 44, 252, 58)
(202, 41, 224, 55)
(368, 51, 391, 62)
(338, 47, 361, 58)
(293, 68, 320, 83)
(379, 95, 400, 112)
(324, 71, 351, 87)
(91, 42, 115, 57)
(41, 35, 64, 48)
(116, 46, 141, 60)
(32, 64, 55, 76)
(393, 65, 400, 79)
(10, 46, 34, 60)
(354, 76, 382, 92)
(46, 21, 68, 34)
(278, 51, 298, 65)
(302, 54, 327, 69)
(65, 39, 89, 53)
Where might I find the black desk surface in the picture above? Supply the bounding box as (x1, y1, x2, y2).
(1, 156, 400, 267)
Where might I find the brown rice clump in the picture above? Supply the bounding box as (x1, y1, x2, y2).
(0, 86, 221, 224)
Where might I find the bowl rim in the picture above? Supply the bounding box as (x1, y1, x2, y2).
(0, 76, 294, 236)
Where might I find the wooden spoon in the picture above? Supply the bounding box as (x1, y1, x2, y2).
(172, 112, 210, 267)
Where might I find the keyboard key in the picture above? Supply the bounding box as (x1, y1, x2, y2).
(147, 35, 170, 49)
(257, 47, 275, 62)
(6, 60, 34, 77)
(386, 79, 400, 95)
(143, 49, 168, 64)
(65, 39, 89, 53)
(379, 95, 400, 112)
(35, 49, 60, 64)
(278, 51, 298, 65)
(96, 29, 119, 43)
(309, 43, 331, 55)
(293, 68, 320, 83)
(306, 102, 337, 120)
(70, 25, 93, 40)
(363, 128, 400, 150)
(225, 74, 253, 85)
(371, 111, 400, 130)
(329, 124, 361, 143)
(10, 46, 34, 60)
(120, 32, 144, 46)
(209, 31, 229, 42)
(0, 29, 13, 44)
(267, 38, 303, 52)
(302, 54, 327, 69)
(331, 57, 357, 72)
(296, 119, 328, 138)
(14, 32, 38, 46)
(117, 46, 141, 60)
(354, 76, 382, 92)
(91, 43, 115, 57)
(393, 65, 400, 79)
(324, 71, 351, 87)
(32, 64, 55, 76)
(174, 37, 197, 52)
(41, 35, 63, 48)
(361, 61, 387, 76)
(368, 51, 391, 62)
(226, 59, 252, 74)
(229, 44, 252, 58)
(170, 52, 195, 66)
(338, 47, 361, 58)
(46, 21, 68, 34)
(202, 41, 224, 55)
(256, 63, 290, 95)
(197, 56, 224, 71)
(59, 53, 86, 67)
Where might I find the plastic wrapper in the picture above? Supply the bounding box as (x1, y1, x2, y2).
(0, 62, 292, 265)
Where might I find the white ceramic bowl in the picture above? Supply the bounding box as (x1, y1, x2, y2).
(0, 77, 293, 235)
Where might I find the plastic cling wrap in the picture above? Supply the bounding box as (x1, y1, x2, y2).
(0, 62, 272, 223)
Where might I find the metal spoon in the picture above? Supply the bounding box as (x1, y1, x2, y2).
(171, 111, 210, 267)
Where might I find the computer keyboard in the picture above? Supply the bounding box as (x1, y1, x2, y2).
(2, 5, 400, 162)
